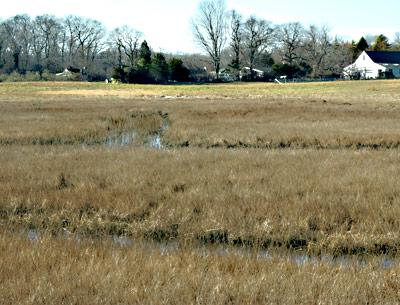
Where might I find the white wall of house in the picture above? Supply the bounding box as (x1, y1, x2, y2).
(343, 51, 386, 79)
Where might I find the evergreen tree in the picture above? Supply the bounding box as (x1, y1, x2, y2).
(169, 58, 190, 82)
(228, 10, 243, 80)
(356, 37, 369, 52)
(352, 37, 369, 60)
(192, 0, 228, 80)
(138, 40, 152, 67)
(372, 34, 390, 51)
(126, 40, 153, 84)
(150, 53, 169, 83)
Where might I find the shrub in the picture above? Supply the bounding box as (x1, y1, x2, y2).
(41, 70, 57, 81)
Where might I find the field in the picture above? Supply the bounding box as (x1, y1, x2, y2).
(2, 80, 400, 304)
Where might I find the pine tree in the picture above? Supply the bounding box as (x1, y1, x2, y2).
(355, 37, 369, 52)
(127, 40, 153, 83)
(150, 53, 169, 83)
(169, 58, 190, 82)
(138, 40, 152, 67)
(372, 34, 390, 51)
(352, 37, 369, 60)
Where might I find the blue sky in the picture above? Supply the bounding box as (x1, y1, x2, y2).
(1, 0, 399, 53)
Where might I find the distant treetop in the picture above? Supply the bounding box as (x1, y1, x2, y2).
(372, 34, 391, 51)
(355, 37, 369, 52)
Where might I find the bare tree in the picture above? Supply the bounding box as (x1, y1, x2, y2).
(325, 37, 353, 77)
(277, 22, 305, 65)
(393, 32, 400, 50)
(303, 25, 331, 78)
(30, 21, 45, 68)
(110, 26, 142, 69)
(0, 14, 113, 79)
(2, 15, 33, 72)
(64, 16, 78, 65)
(0, 22, 6, 69)
(34, 15, 63, 71)
(64, 16, 105, 68)
(192, 0, 227, 80)
(60, 24, 68, 69)
(242, 16, 274, 79)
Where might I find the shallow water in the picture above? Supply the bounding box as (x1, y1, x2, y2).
(104, 130, 164, 149)
(192, 244, 394, 269)
(24, 229, 397, 269)
(105, 119, 168, 149)
(106, 132, 137, 146)
(105, 132, 164, 149)
(27, 229, 39, 241)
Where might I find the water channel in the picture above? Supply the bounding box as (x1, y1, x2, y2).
(25, 229, 397, 269)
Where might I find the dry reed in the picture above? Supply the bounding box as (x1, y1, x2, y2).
(1, 232, 400, 305)
(2, 80, 400, 303)
(2, 146, 400, 255)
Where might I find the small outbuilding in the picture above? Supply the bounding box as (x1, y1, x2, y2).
(240, 67, 264, 79)
(343, 51, 400, 79)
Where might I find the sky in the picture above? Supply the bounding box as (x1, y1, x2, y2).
(1, 0, 399, 53)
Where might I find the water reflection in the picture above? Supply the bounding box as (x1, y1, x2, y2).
(105, 119, 168, 149)
(106, 132, 137, 147)
(24, 229, 398, 269)
(27, 229, 39, 241)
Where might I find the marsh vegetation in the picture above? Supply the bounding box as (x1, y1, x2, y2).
(3, 232, 400, 305)
(2, 80, 400, 303)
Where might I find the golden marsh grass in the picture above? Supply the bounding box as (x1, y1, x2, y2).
(1, 232, 400, 305)
(2, 80, 400, 303)
(2, 146, 400, 255)
(2, 81, 400, 149)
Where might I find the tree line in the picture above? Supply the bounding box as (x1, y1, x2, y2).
(0, 14, 190, 83)
(192, 0, 400, 81)
(0, 5, 399, 83)
(351, 34, 400, 58)
(0, 14, 106, 80)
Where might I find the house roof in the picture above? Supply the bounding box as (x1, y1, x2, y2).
(242, 67, 264, 74)
(366, 51, 400, 64)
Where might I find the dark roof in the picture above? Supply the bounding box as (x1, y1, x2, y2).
(366, 51, 400, 64)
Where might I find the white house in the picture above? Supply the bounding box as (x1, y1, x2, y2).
(343, 51, 400, 79)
